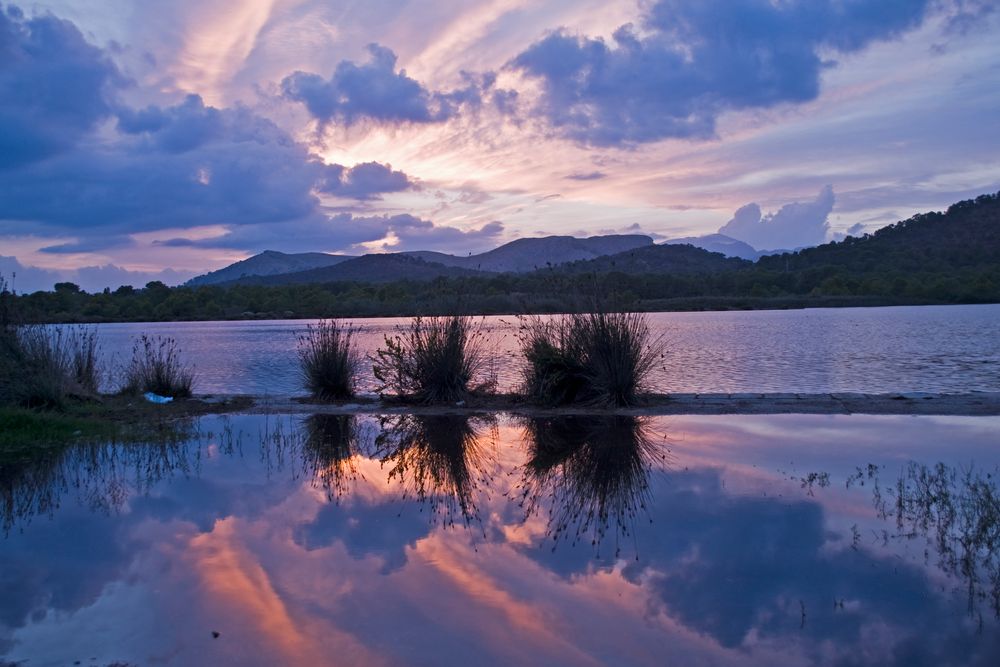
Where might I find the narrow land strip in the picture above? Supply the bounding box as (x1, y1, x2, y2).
(210, 392, 1000, 417)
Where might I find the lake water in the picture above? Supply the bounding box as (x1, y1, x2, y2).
(2, 413, 998, 666)
(87, 304, 1000, 396)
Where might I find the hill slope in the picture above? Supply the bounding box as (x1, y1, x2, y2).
(757, 191, 1000, 273)
(663, 233, 762, 260)
(187, 250, 353, 286)
(222, 254, 486, 286)
(402, 234, 654, 272)
(552, 243, 751, 275)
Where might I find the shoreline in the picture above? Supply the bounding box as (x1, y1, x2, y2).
(208, 392, 1000, 417)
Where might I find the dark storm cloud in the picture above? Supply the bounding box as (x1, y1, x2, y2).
(281, 43, 486, 126)
(510, 0, 931, 146)
(318, 161, 414, 200)
(0, 3, 123, 169)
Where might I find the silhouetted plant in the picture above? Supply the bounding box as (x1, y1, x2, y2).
(121, 335, 194, 398)
(298, 319, 362, 399)
(372, 315, 493, 403)
(519, 309, 664, 406)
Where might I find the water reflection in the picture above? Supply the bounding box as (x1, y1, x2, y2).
(1, 423, 200, 535)
(515, 416, 669, 556)
(847, 461, 1000, 617)
(2, 414, 1000, 665)
(301, 414, 368, 501)
(374, 415, 496, 530)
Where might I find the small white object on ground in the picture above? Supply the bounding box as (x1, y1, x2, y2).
(144, 392, 173, 404)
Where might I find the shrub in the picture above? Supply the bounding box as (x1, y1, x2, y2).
(298, 320, 361, 400)
(372, 315, 492, 403)
(519, 310, 664, 407)
(121, 335, 194, 398)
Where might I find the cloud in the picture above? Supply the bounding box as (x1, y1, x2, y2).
(282, 43, 487, 127)
(318, 161, 414, 200)
(718, 185, 835, 250)
(0, 94, 326, 242)
(0, 255, 196, 292)
(565, 171, 605, 181)
(160, 214, 505, 255)
(510, 0, 931, 146)
(117, 94, 226, 153)
(0, 3, 123, 169)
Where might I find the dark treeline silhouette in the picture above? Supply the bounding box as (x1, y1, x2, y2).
(6, 192, 1000, 322)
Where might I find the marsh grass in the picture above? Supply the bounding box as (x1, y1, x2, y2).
(519, 310, 664, 407)
(121, 334, 194, 398)
(298, 320, 362, 400)
(373, 315, 493, 403)
(0, 325, 101, 408)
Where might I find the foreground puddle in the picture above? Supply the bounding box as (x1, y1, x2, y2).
(2, 413, 999, 666)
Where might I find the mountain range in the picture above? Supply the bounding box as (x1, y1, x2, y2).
(187, 233, 743, 287)
(184, 192, 1000, 290)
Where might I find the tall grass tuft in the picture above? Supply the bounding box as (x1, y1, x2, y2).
(373, 315, 492, 403)
(0, 325, 102, 407)
(298, 320, 361, 400)
(121, 335, 194, 398)
(519, 310, 664, 407)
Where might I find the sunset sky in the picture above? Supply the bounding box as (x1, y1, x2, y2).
(1, 0, 998, 291)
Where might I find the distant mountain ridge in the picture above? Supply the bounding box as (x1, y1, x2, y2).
(187, 250, 354, 286)
(402, 234, 653, 272)
(662, 233, 762, 260)
(190, 234, 655, 285)
(551, 243, 750, 275)
(219, 254, 485, 286)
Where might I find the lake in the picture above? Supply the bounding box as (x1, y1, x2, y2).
(1, 412, 998, 666)
(87, 304, 1000, 396)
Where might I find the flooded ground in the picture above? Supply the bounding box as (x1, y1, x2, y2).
(2, 412, 998, 666)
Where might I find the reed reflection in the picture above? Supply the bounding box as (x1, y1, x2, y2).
(374, 415, 496, 530)
(1, 421, 201, 534)
(515, 415, 668, 556)
(847, 461, 1000, 618)
(300, 414, 367, 501)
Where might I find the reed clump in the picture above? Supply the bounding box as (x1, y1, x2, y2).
(298, 320, 362, 400)
(520, 310, 664, 407)
(0, 325, 101, 408)
(373, 315, 492, 404)
(121, 334, 194, 398)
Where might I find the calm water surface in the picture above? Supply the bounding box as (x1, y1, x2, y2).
(89, 304, 1000, 395)
(2, 413, 999, 666)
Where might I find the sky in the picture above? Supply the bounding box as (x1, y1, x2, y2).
(1, 0, 998, 292)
